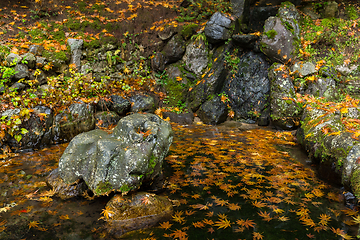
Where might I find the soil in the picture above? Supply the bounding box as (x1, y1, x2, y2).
(0, 0, 182, 58)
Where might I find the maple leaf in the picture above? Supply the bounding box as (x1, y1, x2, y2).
(28, 221, 39, 229)
(170, 229, 188, 239)
(172, 211, 185, 224)
(214, 215, 231, 229)
(59, 214, 70, 220)
(253, 232, 264, 240)
(236, 218, 255, 229)
(99, 207, 115, 220)
(192, 221, 205, 228)
(159, 221, 172, 230)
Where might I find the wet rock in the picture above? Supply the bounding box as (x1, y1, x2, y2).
(277, 1, 300, 38)
(162, 112, 194, 125)
(46, 168, 88, 200)
(36, 56, 47, 68)
(130, 94, 156, 113)
(162, 35, 186, 64)
(305, 77, 337, 100)
(57, 113, 173, 196)
(105, 192, 173, 238)
(204, 12, 233, 44)
(151, 52, 165, 72)
(268, 63, 300, 130)
(10, 82, 26, 92)
(6, 53, 21, 65)
(182, 38, 208, 76)
(2, 106, 53, 151)
(297, 105, 360, 195)
(323, 1, 338, 18)
(260, 17, 295, 63)
(231, 0, 245, 18)
(21, 53, 36, 69)
(95, 111, 121, 129)
(223, 51, 270, 122)
(67, 38, 83, 70)
(248, 6, 278, 32)
(335, 64, 358, 76)
(52, 102, 95, 143)
(110, 95, 131, 116)
(187, 44, 230, 112)
(232, 34, 259, 49)
(197, 95, 228, 125)
(291, 61, 316, 77)
(14, 64, 30, 80)
(29, 45, 44, 56)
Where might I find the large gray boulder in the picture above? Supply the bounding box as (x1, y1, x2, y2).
(57, 113, 173, 196)
(182, 38, 208, 76)
(268, 63, 301, 130)
(204, 12, 233, 44)
(223, 51, 270, 123)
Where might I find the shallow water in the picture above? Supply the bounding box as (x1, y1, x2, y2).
(0, 123, 359, 239)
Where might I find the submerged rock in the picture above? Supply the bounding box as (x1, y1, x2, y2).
(105, 192, 173, 238)
(56, 113, 173, 196)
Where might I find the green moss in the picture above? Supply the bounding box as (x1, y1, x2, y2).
(351, 169, 360, 198)
(84, 39, 101, 49)
(181, 23, 198, 40)
(265, 29, 277, 39)
(119, 184, 132, 193)
(94, 181, 113, 195)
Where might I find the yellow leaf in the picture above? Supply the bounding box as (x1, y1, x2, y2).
(341, 108, 348, 114)
(105, 7, 114, 13)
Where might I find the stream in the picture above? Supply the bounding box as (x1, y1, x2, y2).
(0, 122, 359, 240)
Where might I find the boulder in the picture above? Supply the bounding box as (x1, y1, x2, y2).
(305, 77, 337, 100)
(223, 51, 270, 123)
(14, 63, 30, 80)
(268, 63, 301, 130)
(57, 113, 173, 196)
(182, 38, 208, 76)
(187, 44, 230, 112)
(291, 61, 316, 77)
(277, 1, 301, 38)
(204, 12, 233, 44)
(197, 95, 228, 125)
(105, 192, 173, 238)
(46, 168, 88, 200)
(323, 1, 338, 18)
(95, 111, 121, 129)
(6, 53, 21, 65)
(162, 112, 194, 125)
(248, 6, 278, 32)
(21, 53, 36, 69)
(231, 0, 245, 18)
(130, 94, 156, 113)
(232, 34, 259, 49)
(52, 102, 95, 143)
(29, 45, 44, 56)
(162, 35, 186, 64)
(110, 95, 131, 116)
(260, 17, 295, 63)
(296, 105, 360, 194)
(151, 52, 165, 72)
(67, 38, 83, 70)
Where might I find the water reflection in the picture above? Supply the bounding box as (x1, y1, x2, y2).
(0, 123, 358, 239)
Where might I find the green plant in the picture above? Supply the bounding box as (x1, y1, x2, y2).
(224, 48, 240, 74)
(346, 5, 359, 20)
(264, 29, 277, 39)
